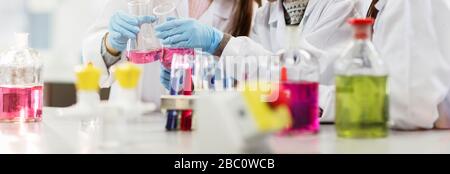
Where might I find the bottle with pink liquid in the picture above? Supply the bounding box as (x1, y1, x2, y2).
(0, 33, 43, 122)
(277, 26, 320, 135)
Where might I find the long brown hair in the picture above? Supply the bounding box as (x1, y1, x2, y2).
(228, 0, 256, 37)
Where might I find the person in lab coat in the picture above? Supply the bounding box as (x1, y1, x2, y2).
(368, 0, 450, 130)
(156, 0, 357, 121)
(82, 0, 256, 106)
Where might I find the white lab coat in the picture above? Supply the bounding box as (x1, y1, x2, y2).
(82, 0, 240, 106)
(372, 0, 450, 129)
(355, 0, 372, 17)
(221, 0, 356, 122)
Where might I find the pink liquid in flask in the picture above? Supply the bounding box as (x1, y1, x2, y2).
(280, 81, 319, 135)
(0, 85, 43, 122)
(127, 49, 163, 64)
(161, 48, 195, 68)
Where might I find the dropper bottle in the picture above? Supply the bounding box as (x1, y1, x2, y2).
(112, 62, 142, 114)
(74, 62, 101, 115)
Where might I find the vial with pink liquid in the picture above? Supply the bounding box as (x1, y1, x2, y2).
(277, 26, 320, 135)
(0, 33, 43, 122)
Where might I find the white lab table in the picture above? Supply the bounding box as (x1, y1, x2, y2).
(0, 107, 449, 154)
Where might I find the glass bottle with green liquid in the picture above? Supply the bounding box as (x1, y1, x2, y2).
(334, 18, 389, 138)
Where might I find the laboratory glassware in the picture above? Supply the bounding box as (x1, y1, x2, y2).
(112, 62, 142, 111)
(126, 0, 162, 64)
(334, 18, 389, 138)
(73, 62, 102, 117)
(0, 33, 43, 122)
(99, 62, 142, 149)
(277, 26, 320, 135)
(214, 56, 243, 91)
(57, 63, 101, 120)
(166, 54, 194, 131)
(74, 62, 102, 153)
(153, 1, 176, 25)
(193, 54, 219, 92)
(153, 2, 198, 69)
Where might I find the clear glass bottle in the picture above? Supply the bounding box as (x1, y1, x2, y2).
(277, 26, 320, 135)
(0, 33, 43, 122)
(334, 18, 389, 138)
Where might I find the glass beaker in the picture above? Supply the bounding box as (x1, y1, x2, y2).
(126, 0, 162, 64)
(277, 26, 320, 135)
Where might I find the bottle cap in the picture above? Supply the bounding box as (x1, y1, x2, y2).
(348, 18, 375, 26)
(113, 62, 142, 89)
(281, 66, 288, 82)
(349, 18, 374, 39)
(75, 62, 101, 91)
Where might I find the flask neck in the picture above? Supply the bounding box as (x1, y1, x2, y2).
(286, 26, 301, 49)
(352, 25, 372, 41)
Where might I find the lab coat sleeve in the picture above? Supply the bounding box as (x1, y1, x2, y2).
(374, 0, 450, 130)
(82, 0, 128, 88)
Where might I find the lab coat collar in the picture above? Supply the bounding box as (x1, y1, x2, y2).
(268, 0, 317, 25)
(375, 0, 387, 11)
(175, 0, 233, 19)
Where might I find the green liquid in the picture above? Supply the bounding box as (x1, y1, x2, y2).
(335, 75, 389, 138)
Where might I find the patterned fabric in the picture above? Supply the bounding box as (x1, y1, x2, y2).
(283, 0, 309, 25)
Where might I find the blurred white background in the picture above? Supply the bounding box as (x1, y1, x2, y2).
(0, 0, 107, 83)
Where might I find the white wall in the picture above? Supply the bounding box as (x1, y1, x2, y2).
(0, 0, 26, 50)
(46, 0, 107, 83)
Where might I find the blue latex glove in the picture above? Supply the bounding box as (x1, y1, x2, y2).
(160, 65, 171, 91)
(108, 11, 156, 52)
(155, 18, 224, 54)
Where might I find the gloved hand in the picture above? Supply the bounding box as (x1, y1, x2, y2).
(155, 18, 224, 54)
(160, 65, 171, 91)
(107, 11, 156, 52)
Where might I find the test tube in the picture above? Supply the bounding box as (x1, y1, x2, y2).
(165, 54, 188, 131)
(180, 67, 193, 131)
(193, 54, 217, 92)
